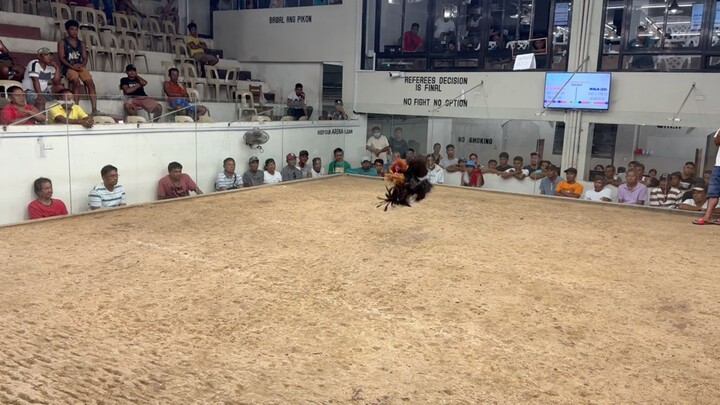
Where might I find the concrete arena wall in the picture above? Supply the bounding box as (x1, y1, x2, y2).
(0, 120, 366, 225)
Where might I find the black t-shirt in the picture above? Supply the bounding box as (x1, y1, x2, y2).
(120, 77, 148, 97)
(496, 164, 512, 171)
(390, 138, 409, 158)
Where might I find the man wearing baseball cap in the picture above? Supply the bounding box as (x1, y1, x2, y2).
(242, 156, 264, 187)
(22, 47, 62, 111)
(120, 64, 163, 122)
(554, 167, 583, 198)
(352, 156, 376, 176)
(281, 152, 303, 181)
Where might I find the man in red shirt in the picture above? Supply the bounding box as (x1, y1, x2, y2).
(158, 161, 204, 199)
(1, 86, 45, 125)
(28, 177, 68, 219)
(163, 67, 208, 120)
(402, 23, 424, 52)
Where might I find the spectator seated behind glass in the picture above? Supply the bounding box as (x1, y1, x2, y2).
(500, 156, 529, 180)
(433, 14, 456, 51)
(121, 64, 163, 122)
(263, 158, 282, 184)
(158, 161, 203, 199)
(649, 173, 682, 208)
(330, 99, 348, 120)
(402, 23, 424, 52)
(309, 157, 326, 178)
(583, 176, 612, 202)
(366, 126, 390, 162)
(88, 164, 126, 210)
(1, 86, 45, 125)
(286, 83, 313, 120)
(215, 157, 243, 191)
(281, 153, 304, 181)
(28, 177, 68, 220)
(186, 22, 219, 70)
(164, 68, 208, 120)
(677, 180, 714, 213)
(297, 150, 311, 178)
(352, 157, 376, 176)
(22, 47, 62, 111)
(555, 167, 583, 198)
(242, 156, 264, 187)
(48, 89, 94, 128)
(617, 169, 648, 205)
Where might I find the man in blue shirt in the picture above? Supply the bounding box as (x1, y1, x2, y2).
(352, 157, 376, 176)
(539, 164, 563, 195)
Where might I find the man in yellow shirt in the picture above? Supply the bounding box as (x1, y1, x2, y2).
(555, 167, 583, 198)
(186, 22, 219, 72)
(48, 88, 93, 128)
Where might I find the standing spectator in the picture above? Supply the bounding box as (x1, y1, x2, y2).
(1, 86, 45, 125)
(48, 89, 94, 128)
(158, 0, 179, 33)
(297, 150, 311, 178)
(402, 22, 424, 52)
(483, 159, 498, 174)
(158, 161, 203, 199)
(281, 153, 303, 181)
(328, 147, 352, 174)
(500, 156, 529, 180)
(426, 155, 444, 184)
(523, 152, 542, 173)
(366, 126, 390, 162)
(431, 142, 443, 165)
(88, 165, 126, 210)
(583, 176, 612, 202)
(286, 82, 313, 119)
(693, 129, 720, 224)
(242, 156, 264, 187)
(540, 164, 562, 195)
(263, 158, 282, 184)
(555, 168, 583, 198)
(186, 22, 219, 72)
(439, 144, 459, 173)
(93, 0, 115, 24)
(121, 64, 163, 122)
(679, 161, 696, 190)
(0, 39, 26, 80)
(617, 169, 648, 205)
(309, 157, 325, 178)
(330, 99, 348, 120)
(457, 158, 469, 186)
(164, 67, 208, 119)
(649, 173, 682, 208)
(703, 169, 712, 186)
(530, 160, 550, 180)
(57, 20, 102, 116)
(390, 127, 409, 158)
(604, 164, 622, 187)
(468, 159, 484, 187)
(406, 148, 416, 161)
(28, 177, 68, 219)
(495, 152, 512, 171)
(215, 157, 242, 191)
(22, 48, 62, 111)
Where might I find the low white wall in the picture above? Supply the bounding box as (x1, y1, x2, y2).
(0, 119, 366, 225)
(477, 173, 619, 201)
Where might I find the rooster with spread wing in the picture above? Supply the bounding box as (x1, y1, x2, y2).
(377, 156, 433, 210)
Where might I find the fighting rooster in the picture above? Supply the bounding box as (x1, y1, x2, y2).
(377, 156, 433, 210)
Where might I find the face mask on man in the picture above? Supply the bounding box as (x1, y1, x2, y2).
(372, 131, 381, 138)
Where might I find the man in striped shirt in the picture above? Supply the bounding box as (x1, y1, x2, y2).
(88, 165, 126, 210)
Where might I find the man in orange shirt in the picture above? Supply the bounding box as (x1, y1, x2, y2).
(555, 167, 583, 198)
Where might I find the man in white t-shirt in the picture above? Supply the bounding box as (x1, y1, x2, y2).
(22, 47, 62, 110)
(88, 164, 127, 210)
(366, 126, 390, 162)
(426, 154, 444, 184)
(434, 16, 456, 51)
(584, 176, 612, 202)
(286, 82, 313, 120)
(439, 144, 459, 173)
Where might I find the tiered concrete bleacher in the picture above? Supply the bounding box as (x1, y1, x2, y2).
(0, 4, 276, 122)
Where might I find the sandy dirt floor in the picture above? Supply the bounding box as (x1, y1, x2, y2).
(0, 175, 718, 404)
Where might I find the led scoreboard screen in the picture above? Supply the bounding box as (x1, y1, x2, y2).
(543, 72, 611, 111)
